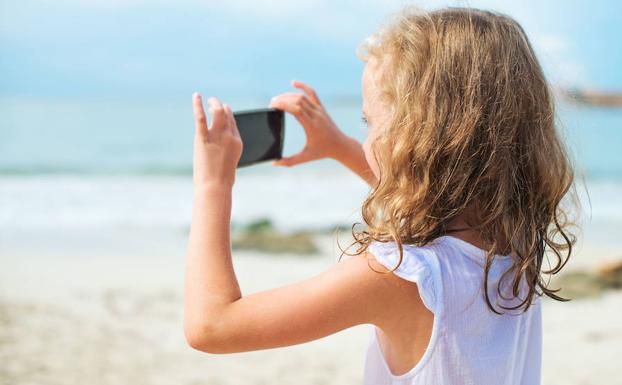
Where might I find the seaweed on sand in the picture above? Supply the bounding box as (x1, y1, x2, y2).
(231, 218, 319, 255)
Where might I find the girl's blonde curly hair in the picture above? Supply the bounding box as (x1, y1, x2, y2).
(340, 6, 578, 313)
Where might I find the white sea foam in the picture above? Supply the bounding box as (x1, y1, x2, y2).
(1, 170, 620, 231)
(0, 168, 370, 232)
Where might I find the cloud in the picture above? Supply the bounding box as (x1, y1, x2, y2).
(532, 34, 586, 87)
(534, 34, 569, 53)
(0, 0, 428, 43)
(1, 0, 607, 95)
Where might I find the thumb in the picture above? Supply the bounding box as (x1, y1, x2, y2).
(272, 152, 311, 167)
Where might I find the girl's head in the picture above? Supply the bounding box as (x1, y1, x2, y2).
(350, 6, 577, 312)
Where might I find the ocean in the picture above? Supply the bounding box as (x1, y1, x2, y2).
(1, 94, 621, 257)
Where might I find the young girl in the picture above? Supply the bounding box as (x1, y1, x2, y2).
(185, 6, 576, 385)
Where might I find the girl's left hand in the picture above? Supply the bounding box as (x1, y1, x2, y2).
(192, 93, 243, 189)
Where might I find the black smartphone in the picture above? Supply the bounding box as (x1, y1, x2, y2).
(233, 108, 285, 168)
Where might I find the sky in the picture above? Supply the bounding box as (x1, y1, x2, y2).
(1, 0, 621, 102)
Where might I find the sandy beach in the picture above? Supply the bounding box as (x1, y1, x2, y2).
(1, 228, 621, 385)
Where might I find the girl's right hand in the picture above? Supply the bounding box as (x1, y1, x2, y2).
(269, 80, 347, 167)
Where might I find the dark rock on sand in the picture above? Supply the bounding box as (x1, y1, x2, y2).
(232, 218, 319, 255)
(557, 259, 622, 299)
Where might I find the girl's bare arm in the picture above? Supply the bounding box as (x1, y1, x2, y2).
(269, 80, 377, 187)
(331, 133, 377, 187)
(184, 93, 412, 353)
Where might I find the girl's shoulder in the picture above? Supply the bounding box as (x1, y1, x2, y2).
(367, 235, 495, 314)
(367, 239, 443, 313)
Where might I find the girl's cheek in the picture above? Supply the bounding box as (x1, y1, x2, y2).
(362, 137, 372, 163)
(362, 137, 381, 179)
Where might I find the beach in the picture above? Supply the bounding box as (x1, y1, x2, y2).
(1, 95, 621, 385)
(1, 172, 621, 385)
(0, 232, 369, 385)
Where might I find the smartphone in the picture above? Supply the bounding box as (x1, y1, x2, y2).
(233, 108, 285, 168)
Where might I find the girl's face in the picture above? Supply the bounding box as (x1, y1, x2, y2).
(361, 59, 390, 180)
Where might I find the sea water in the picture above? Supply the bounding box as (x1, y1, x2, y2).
(0, 95, 620, 257)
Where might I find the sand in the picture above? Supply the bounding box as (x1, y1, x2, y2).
(1, 232, 621, 385)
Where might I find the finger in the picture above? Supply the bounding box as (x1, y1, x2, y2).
(223, 104, 239, 137)
(207, 97, 226, 131)
(272, 150, 314, 167)
(298, 94, 317, 112)
(269, 92, 302, 108)
(270, 94, 312, 120)
(192, 92, 209, 140)
(292, 80, 321, 105)
(268, 92, 293, 107)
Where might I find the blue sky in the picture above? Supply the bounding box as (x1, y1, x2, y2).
(1, 0, 621, 101)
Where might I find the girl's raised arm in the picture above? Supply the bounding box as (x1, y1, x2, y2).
(184, 93, 411, 353)
(269, 81, 377, 187)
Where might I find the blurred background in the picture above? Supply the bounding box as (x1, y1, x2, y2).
(1, 1, 621, 384)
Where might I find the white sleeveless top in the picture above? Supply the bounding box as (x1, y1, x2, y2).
(362, 235, 542, 385)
